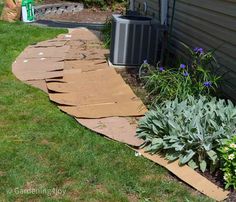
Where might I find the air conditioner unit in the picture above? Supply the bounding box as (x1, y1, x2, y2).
(110, 14, 160, 66)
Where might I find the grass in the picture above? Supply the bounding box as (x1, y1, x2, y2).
(0, 20, 214, 201)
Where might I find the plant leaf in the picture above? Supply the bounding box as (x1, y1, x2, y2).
(188, 159, 198, 169)
(180, 150, 195, 164)
(200, 160, 207, 172)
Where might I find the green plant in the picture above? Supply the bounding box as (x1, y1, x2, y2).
(137, 96, 236, 172)
(139, 44, 221, 104)
(101, 17, 112, 49)
(219, 136, 236, 189)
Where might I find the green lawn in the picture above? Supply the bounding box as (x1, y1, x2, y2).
(0, 21, 214, 201)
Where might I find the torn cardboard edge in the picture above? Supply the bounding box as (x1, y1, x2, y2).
(25, 80, 48, 93)
(19, 45, 70, 59)
(135, 148, 229, 201)
(76, 117, 144, 147)
(63, 59, 107, 71)
(30, 40, 68, 48)
(11, 29, 230, 201)
(13, 58, 64, 72)
(48, 91, 140, 106)
(57, 28, 101, 41)
(13, 70, 63, 81)
(46, 77, 130, 93)
(58, 101, 147, 119)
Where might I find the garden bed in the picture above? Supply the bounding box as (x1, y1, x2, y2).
(118, 67, 236, 201)
(36, 7, 112, 24)
(35, 0, 124, 24)
(117, 61, 236, 202)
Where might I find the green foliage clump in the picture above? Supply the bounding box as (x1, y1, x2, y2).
(101, 17, 112, 49)
(139, 43, 221, 104)
(219, 136, 236, 189)
(137, 96, 236, 172)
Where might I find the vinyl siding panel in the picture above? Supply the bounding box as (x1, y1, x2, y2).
(134, 0, 236, 99)
(134, 0, 160, 21)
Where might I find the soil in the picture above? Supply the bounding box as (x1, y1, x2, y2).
(199, 170, 236, 202)
(37, 0, 124, 24)
(116, 68, 150, 106)
(41, 8, 113, 24)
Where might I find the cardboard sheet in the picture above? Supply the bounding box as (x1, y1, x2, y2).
(48, 81, 133, 97)
(49, 91, 139, 106)
(14, 70, 63, 81)
(64, 47, 108, 61)
(25, 80, 48, 93)
(77, 117, 144, 147)
(66, 40, 86, 48)
(31, 40, 68, 48)
(62, 68, 118, 81)
(46, 75, 127, 93)
(13, 57, 64, 81)
(63, 60, 107, 71)
(65, 48, 86, 60)
(57, 28, 100, 41)
(48, 65, 147, 118)
(138, 149, 229, 201)
(20, 46, 69, 59)
(13, 58, 64, 72)
(58, 101, 147, 118)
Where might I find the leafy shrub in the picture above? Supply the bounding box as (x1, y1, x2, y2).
(139, 44, 221, 103)
(137, 96, 236, 172)
(219, 136, 236, 189)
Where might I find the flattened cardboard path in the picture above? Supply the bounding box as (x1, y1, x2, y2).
(47, 68, 147, 118)
(12, 28, 229, 201)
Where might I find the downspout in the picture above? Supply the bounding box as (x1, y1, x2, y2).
(169, 0, 176, 40)
(129, 0, 135, 11)
(163, 0, 177, 65)
(160, 0, 168, 25)
(160, 0, 169, 65)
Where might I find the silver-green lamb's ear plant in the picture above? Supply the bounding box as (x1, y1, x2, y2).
(137, 96, 236, 172)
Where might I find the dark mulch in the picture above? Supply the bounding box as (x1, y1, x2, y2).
(199, 170, 236, 201)
(41, 8, 113, 24)
(116, 68, 150, 106)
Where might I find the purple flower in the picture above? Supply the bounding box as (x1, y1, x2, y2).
(194, 47, 204, 54)
(180, 64, 186, 69)
(183, 71, 189, 77)
(203, 81, 212, 87)
(198, 48, 204, 54)
(159, 67, 165, 72)
(143, 59, 148, 64)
